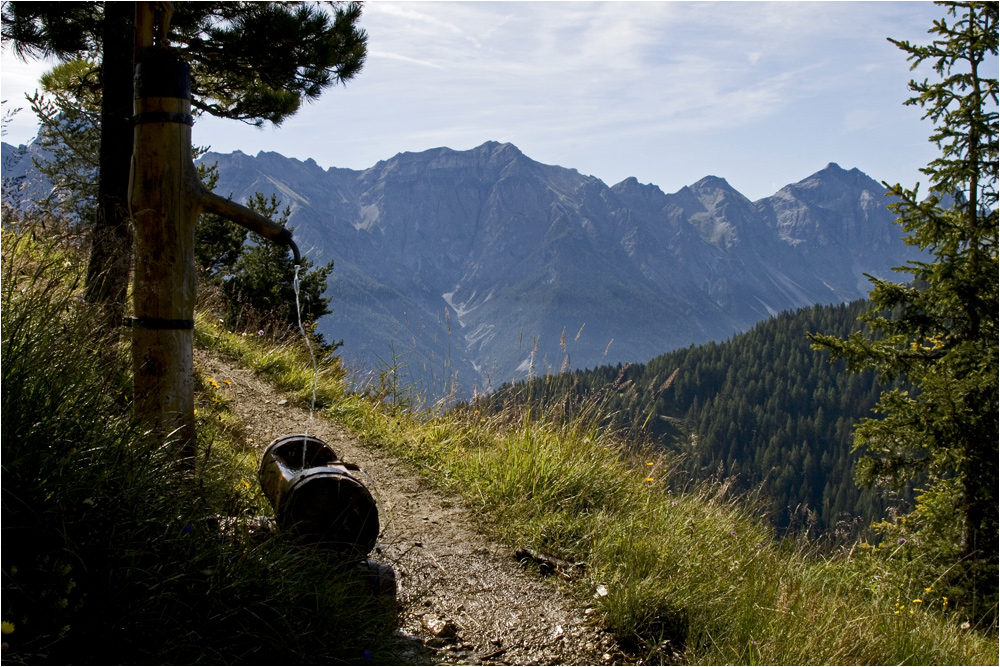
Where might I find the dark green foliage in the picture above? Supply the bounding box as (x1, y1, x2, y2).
(194, 163, 248, 275)
(0, 2, 100, 59)
(1, 1, 367, 322)
(486, 301, 904, 539)
(200, 191, 337, 345)
(1, 231, 396, 664)
(1, 2, 367, 126)
(809, 2, 998, 615)
(171, 2, 367, 125)
(195, 207, 248, 278)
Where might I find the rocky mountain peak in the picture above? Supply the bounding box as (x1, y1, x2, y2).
(787, 162, 882, 195)
(4, 139, 922, 399)
(480, 140, 523, 157)
(610, 176, 668, 207)
(689, 175, 739, 194)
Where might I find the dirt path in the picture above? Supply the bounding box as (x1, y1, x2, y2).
(195, 348, 623, 666)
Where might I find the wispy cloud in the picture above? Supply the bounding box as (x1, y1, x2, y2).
(1, 1, 955, 201)
(370, 50, 446, 70)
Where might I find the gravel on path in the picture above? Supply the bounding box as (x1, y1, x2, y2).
(195, 349, 625, 666)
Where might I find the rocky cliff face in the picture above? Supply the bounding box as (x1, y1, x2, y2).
(3, 138, 916, 398)
(199, 142, 916, 398)
(204, 142, 912, 394)
(2, 141, 59, 213)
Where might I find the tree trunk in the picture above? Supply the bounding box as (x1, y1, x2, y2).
(964, 433, 999, 563)
(85, 1, 134, 329)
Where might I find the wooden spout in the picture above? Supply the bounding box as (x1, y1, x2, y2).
(200, 189, 301, 265)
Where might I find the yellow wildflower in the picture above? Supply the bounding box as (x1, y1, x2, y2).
(1, 621, 13, 634)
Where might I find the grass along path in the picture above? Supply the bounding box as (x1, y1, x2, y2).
(195, 315, 997, 665)
(194, 347, 623, 665)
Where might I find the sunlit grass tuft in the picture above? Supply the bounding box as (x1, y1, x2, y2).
(194, 310, 347, 409)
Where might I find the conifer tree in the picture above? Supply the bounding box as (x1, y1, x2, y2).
(810, 2, 998, 571)
(25, 59, 102, 226)
(2, 2, 366, 325)
(213, 192, 335, 336)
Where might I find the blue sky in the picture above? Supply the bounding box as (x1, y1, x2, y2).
(1, 1, 961, 201)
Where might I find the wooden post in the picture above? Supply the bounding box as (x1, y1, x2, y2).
(129, 3, 300, 454)
(130, 47, 201, 453)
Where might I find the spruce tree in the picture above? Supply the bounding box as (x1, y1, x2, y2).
(810, 1, 998, 573)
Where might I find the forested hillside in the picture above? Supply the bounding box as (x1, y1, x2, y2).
(485, 300, 910, 539)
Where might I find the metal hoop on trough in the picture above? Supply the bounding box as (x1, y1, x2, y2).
(258, 434, 380, 557)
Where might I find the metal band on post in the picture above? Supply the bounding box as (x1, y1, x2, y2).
(133, 111, 194, 125)
(125, 317, 196, 330)
(134, 48, 191, 99)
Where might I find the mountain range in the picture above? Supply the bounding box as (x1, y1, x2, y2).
(197, 141, 917, 398)
(2, 139, 919, 398)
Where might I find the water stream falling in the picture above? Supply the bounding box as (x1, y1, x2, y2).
(293, 265, 319, 446)
(293, 265, 380, 503)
